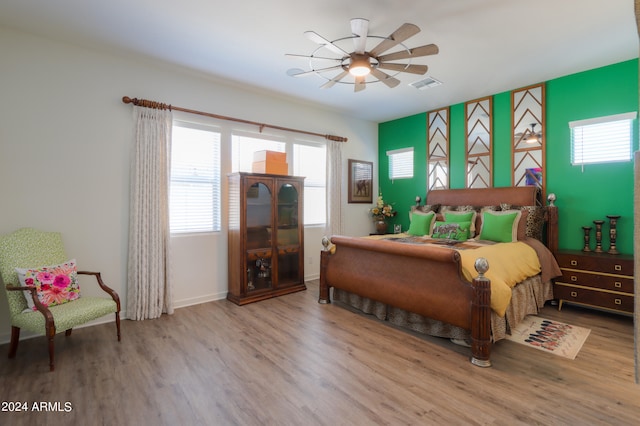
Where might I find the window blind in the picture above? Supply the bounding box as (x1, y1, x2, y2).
(570, 112, 636, 165)
(170, 123, 221, 233)
(387, 147, 414, 179)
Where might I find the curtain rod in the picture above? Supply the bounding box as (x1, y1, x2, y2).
(122, 96, 348, 142)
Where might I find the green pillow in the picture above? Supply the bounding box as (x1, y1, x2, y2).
(432, 221, 471, 241)
(407, 211, 435, 236)
(478, 211, 521, 243)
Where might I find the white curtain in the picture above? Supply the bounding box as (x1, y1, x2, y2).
(127, 106, 173, 320)
(326, 140, 343, 236)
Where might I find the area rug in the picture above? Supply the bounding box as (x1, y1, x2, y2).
(506, 316, 591, 360)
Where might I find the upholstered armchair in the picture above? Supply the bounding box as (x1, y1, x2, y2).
(0, 228, 121, 371)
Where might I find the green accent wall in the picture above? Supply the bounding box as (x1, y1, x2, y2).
(379, 59, 638, 254)
(378, 112, 427, 225)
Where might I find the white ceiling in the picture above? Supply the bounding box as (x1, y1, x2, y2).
(1, 0, 637, 122)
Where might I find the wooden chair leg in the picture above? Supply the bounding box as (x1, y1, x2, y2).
(65, 329, 72, 337)
(115, 312, 121, 342)
(47, 326, 56, 372)
(8, 326, 20, 359)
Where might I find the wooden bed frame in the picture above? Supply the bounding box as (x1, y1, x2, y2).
(319, 186, 558, 367)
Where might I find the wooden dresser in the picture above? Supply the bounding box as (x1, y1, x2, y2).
(554, 250, 634, 315)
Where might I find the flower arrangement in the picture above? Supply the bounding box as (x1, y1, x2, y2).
(370, 192, 396, 221)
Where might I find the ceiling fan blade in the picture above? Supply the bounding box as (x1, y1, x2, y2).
(369, 23, 420, 57)
(290, 65, 344, 77)
(354, 75, 366, 92)
(285, 53, 342, 62)
(321, 70, 349, 89)
(304, 31, 349, 56)
(377, 63, 428, 75)
(370, 68, 401, 88)
(377, 44, 439, 62)
(350, 18, 369, 54)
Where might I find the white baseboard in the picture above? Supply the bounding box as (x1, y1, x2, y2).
(173, 292, 227, 310)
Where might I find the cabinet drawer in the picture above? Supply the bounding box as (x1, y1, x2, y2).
(554, 284, 634, 313)
(556, 252, 633, 276)
(556, 270, 634, 294)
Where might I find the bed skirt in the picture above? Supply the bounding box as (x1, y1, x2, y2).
(332, 275, 553, 342)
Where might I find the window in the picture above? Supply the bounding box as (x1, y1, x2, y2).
(387, 147, 414, 179)
(232, 133, 327, 226)
(570, 112, 636, 166)
(170, 122, 221, 233)
(294, 144, 326, 225)
(231, 134, 285, 172)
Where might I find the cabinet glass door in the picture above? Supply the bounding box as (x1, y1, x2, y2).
(246, 182, 272, 291)
(277, 183, 300, 286)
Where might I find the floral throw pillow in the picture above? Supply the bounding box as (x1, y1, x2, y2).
(15, 259, 80, 311)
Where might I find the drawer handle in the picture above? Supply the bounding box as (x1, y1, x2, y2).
(614, 265, 622, 271)
(615, 299, 622, 305)
(570, 275, 577, 282)
(615, 282, 622, 288)
(570, 291, 578, 298)
(570, 260, 578, 266)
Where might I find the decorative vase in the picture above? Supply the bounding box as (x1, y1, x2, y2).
(375, 219, 387, 234)
(606, 215, 620, 255)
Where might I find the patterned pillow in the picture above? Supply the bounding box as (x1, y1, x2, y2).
(444, 210, 478, 236)
(417, 204, 441, 214)
(432, 221, 471, 241)
(501, 204, 546, 240)
(519, 206, 546, 240)
(16, 259, 80, 311)
(439, 205, 457, 214)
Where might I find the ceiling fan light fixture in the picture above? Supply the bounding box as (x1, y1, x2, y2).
(288, 20, 439, 91)
(525, 123, 541, 143)
(349, 54, 371, 76)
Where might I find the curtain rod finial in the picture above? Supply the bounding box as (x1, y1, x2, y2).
(326, 135, 348, 142)
(122, 96, 133, 104)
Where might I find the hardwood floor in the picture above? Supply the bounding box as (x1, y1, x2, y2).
(1, 279, 638, 425)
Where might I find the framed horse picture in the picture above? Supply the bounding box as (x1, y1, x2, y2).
(348, 159, 373, 203)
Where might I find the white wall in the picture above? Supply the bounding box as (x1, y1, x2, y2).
(0, 26, 378, 343)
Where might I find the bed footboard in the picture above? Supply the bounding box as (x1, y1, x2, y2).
(319, 235, 492, 367)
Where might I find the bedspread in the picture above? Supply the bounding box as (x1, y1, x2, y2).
(368, 235, 548, 317)
(458, 242, 540, 316)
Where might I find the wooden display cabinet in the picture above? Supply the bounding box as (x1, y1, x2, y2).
(554, 250, 634, 315)
(227, 172, 306, 305)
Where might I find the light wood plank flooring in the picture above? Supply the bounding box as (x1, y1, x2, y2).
(1, 280, 638, 425)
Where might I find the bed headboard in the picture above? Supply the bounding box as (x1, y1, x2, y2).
(424, 186, 557, 254)
(426, 186, 540, 207)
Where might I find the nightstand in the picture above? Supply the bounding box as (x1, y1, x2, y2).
(554, 250, 634, 315)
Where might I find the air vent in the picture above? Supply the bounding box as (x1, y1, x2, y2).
(410, 76, 442, 90)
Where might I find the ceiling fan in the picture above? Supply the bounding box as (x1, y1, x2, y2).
(515, 123, 543, 144)
(286, 18, 439, 92)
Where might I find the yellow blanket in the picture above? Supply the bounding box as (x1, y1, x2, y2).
(459, 242, 541, 317)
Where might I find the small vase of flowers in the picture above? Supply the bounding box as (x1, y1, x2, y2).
(370, 192, 396, 234)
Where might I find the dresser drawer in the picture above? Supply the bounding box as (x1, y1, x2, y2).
(554, 283, 634, 313)
(555, 252, 633, 276)
(556, 270, 634, 294)
(556, 252, 633, 277)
